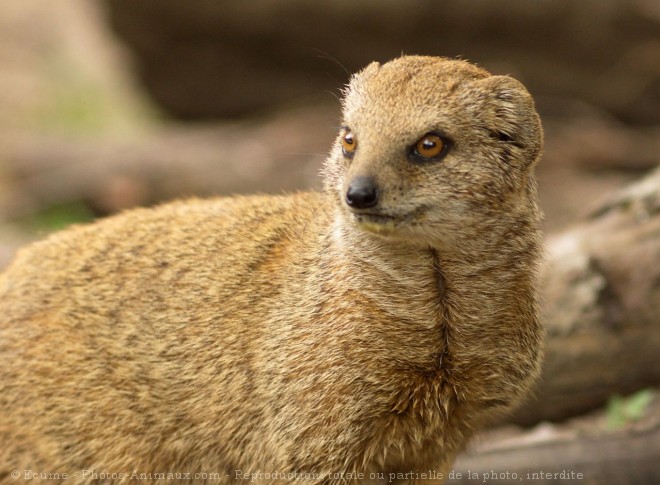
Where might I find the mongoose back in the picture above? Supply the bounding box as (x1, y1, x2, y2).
(0, 56, 543, 484)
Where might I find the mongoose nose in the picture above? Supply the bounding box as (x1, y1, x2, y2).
(346, 176, 379, 209)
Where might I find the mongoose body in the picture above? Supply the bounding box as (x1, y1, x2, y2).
(0, 56, 543, 484)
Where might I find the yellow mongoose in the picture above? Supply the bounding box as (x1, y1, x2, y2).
(0, 56, 543, 484)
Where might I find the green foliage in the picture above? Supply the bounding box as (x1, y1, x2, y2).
(30, 56, 161, 136)
(606, 388, 655, 430)
(43, 81, 110, 134)
(20, 201, 96, 234)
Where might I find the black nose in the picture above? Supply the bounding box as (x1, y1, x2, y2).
(345, 176, 379, 209)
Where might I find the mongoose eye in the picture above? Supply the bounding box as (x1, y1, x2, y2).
(341, 131, 357, 158)
(410, 132, 450, 162)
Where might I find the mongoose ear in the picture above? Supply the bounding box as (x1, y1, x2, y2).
(479, 75, 543, 168)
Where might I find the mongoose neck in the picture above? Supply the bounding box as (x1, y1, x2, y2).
(328, 204, 542, 414)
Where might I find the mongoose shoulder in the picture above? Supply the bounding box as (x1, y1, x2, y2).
(0, 56, 543, 484)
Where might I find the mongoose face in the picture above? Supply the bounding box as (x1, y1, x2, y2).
(324, 56, 543, 248)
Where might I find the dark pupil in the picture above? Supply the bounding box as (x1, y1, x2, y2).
(345, 135, 353, 145)
(422, 139, 435, 150)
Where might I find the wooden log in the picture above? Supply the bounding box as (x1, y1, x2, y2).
(512, 166, 660, 424)
(0, 107, 336, 218)
(450, 391, 660, 485)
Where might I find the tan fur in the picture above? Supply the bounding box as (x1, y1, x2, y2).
(0, 56, 543, 484)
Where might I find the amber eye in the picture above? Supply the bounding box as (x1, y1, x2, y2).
(411, 132, 449, 161)
(341, 131, 357, 158)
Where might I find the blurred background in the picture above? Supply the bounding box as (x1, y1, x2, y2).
(0, 0, 658, 483)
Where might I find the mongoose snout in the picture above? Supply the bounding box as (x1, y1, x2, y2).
(0, 55, 543, 484)
(345, 176, 379, 209)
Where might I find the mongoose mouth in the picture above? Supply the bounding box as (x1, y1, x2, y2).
(350, 204, 428, 235)
(352, 212, 400, 234)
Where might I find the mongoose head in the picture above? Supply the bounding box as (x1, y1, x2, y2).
(323, 56, 543, 250)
